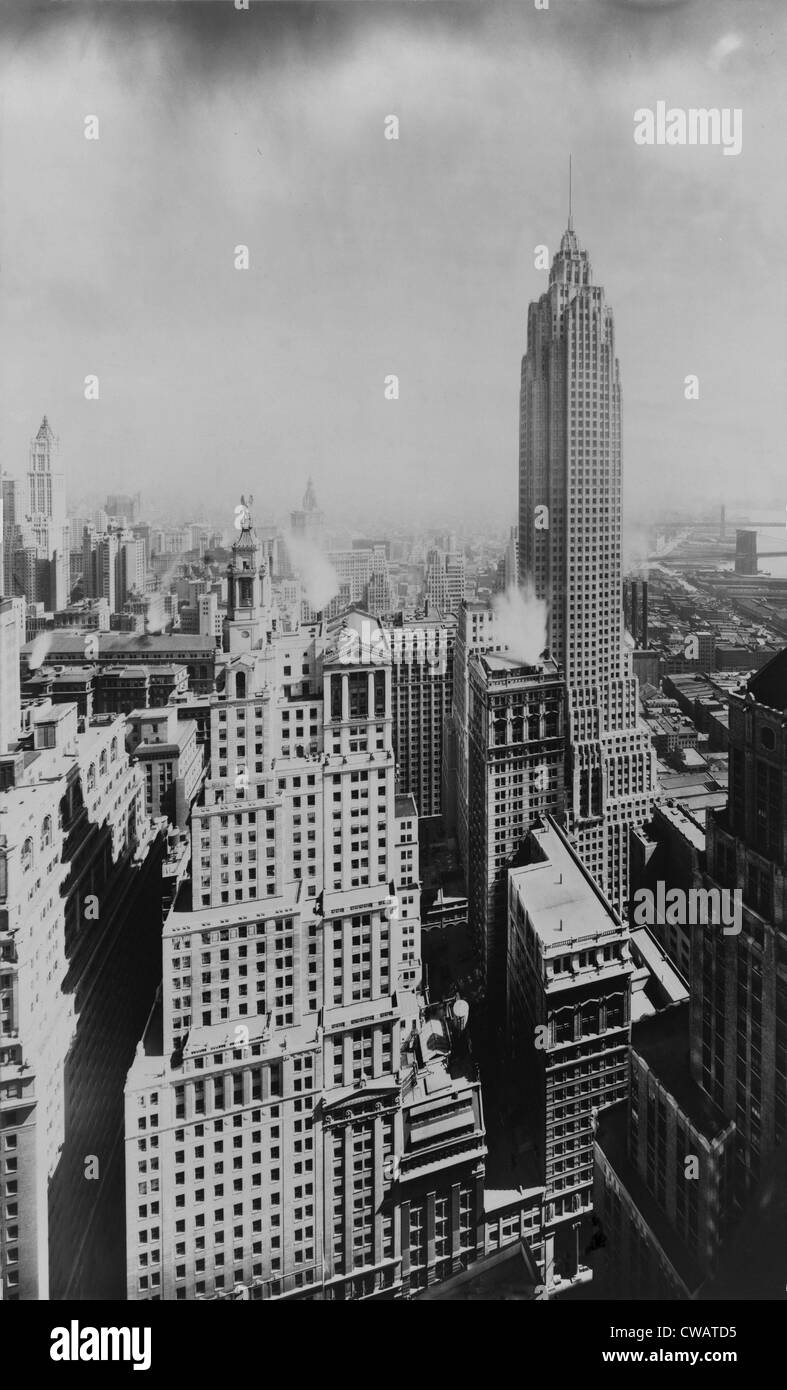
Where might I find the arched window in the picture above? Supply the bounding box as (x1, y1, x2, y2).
(236, 671, 246, 700)
(99, 749, 108, 776)
(86, 763, 96, 793)
(110, 737, 119, 762)
(41, 816, 53, 850)
(22, 837, 33, 873)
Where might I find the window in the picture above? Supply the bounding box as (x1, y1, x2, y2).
(41, 816, 52, 850)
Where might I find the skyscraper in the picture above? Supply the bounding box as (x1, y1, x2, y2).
(467, 653, 564, 1002)
(0, 598, 22, 753)
(0, 477, 23, 598)
(694, 650, 787, 1199)
(518, 218, 654, 909)
(507, 817, 634, 1284)
(593, 652, 787, 1299)
(82, 528, 146, 614)
(124, 513, 487, 1301)
(447, 600, 512, 876)
(425, 548, 465, 617)
(26, 416, 69, 610)
(388, 614, 456, 821)
(290, 478, 325, 552)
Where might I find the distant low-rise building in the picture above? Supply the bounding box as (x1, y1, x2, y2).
(20, 631, 218, 695)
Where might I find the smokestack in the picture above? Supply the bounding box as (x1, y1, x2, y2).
(641, 581, 648, 649)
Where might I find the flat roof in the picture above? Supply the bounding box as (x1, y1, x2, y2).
(509, 819, 621, 947)
(476, 651, 559, 679)
(654, 802, 706, 852)
(22, 632, 217, 654)
(630, 927, 689, 1004)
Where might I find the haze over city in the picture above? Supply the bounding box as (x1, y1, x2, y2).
(2, 0, 785, 529)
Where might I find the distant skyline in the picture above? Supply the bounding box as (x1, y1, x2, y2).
(2, 0, 785, 531)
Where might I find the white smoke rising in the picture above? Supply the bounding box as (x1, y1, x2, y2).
(622, 526, 651, 579)
(491, 585, 548, 666)
(27, 630, 53, 672)
(286, 534, 339, 612)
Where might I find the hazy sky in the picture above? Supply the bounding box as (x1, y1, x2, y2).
(1, 0, 785, 533)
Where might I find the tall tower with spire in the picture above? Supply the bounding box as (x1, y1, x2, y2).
(224, 496, 275, 654)
(518, 210, 654, 909)
(26, 415, 69, 609)
(290, 477, 325, 551)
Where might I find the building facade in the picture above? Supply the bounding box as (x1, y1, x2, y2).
(127, 707, 205, 830)
(507, 817, 634, 1283)
(123, 513, 487, 1302)
(446, 600, 512, 875)
(0, 701, 164, 1300)
(694, 650, 787, 1201)
(467, 654, 564, 1002)
(388, 616, 455, 821)
(0, 599, 22, 755)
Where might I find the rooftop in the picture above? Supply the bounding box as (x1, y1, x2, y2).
(653, 801, 706, 853)
(630, 927, 689, 1008)
(22, 632, 217, 656)
(509, 817, 623, 948)
(395, 792, 418, 820)
(475, 651, 559, 681)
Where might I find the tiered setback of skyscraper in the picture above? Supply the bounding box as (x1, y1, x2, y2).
(123, 521, 487, 1301)
(518, 222, 655, 910)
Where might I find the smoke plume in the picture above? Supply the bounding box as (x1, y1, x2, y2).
(286, 534, 339, 612)
(491, 584, 548, 666)
(27, 630, 53, 672)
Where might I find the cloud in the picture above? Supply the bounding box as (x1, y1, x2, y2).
(708, 32, 744, 70)
(0, 0, 784, 531)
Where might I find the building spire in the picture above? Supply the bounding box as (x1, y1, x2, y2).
(568, 153, 573, 233)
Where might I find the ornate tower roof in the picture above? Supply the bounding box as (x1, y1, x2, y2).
(36, 414, 55, 442)
(231, 496, 259, 561)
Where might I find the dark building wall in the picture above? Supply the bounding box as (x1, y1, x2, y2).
(48, 827, 165, 1299)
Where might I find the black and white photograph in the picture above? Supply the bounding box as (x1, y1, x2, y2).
(1, 0, 786, 1362)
